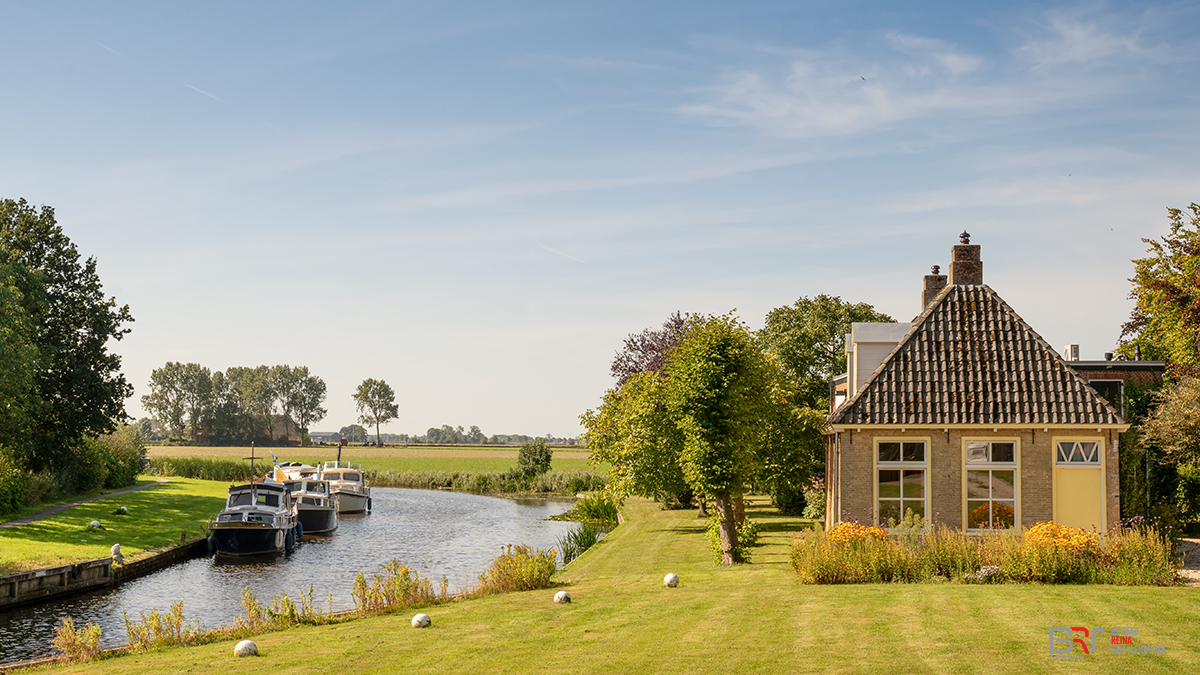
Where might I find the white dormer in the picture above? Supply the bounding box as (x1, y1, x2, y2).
(846, 322, 911, 397)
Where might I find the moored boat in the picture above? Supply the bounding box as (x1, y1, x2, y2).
(283, 478, 338, 535)
(209, 482, 301, 556)
(320, 461, 372, 514)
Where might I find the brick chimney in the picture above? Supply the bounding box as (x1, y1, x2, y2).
(949, 231, 982, 285)
(922, 265, 947, 309)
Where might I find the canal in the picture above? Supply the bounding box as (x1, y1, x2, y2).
(0, 488, 576, 662)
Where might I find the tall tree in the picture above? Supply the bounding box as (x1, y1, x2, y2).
(140, 363, 189, 441)
(610, 311, 697, 387)
(759, 295, 894, 410)
(0, 199, 134, 472)
(353, 378, 398, 447)
(269, 365, 303, 443)
(226, 366, 275, 442)
(1120, 203, 1200, 373)
(290, 368, 327, 441)
(0, 258, 39, 448)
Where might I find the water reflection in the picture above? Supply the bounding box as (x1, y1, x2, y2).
(0, 488, 574, 662)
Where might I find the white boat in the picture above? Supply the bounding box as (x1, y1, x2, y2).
(273, 461, 319, 481)
(282, 478, 338, 535)
(209, 482, 301, 556)
(320, 461, 372, 514)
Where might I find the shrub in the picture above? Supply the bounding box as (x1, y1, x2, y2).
(826, 521, 887, 545)
(98, 426, 147, 488)
(50, 616, 102, 663)
(57, 440, 109, 494)
(351, 560, 442, 615)
(476, 544, 557, 593)
(0, 451, 27, 516)
(801, 484, 825, 521)
(706, 516, 760, 564)
(516, 438, 553, 477)
(770, 483, 806, 516)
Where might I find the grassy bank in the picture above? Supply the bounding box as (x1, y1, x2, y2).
(33, 497, 1200, 673)
(0, 478, 227, 576)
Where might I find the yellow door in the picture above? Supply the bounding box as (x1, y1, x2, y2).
(1054, 468, 1103, 530)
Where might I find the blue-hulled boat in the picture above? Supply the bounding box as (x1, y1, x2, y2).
(209, 482, 301, 556)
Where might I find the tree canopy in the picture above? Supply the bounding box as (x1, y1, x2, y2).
(759, 294, 894, 409)
(584, 312, 825, 564)
(354, 378, 399, 446)
(0, 199, 134, 472)
(1120, 203, 1200, 373)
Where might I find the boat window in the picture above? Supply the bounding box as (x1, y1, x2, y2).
(302, 497, 318, 505)
(284, 482, 300, 491)
(344, 472, 360, 482)
(326, 472, 342, 481)
(256, 494, 279, 507)
(310, 482, 326, 493)
(228, 492, 253, 507)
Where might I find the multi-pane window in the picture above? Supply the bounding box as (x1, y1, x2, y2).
(965, 440, 1016, 530)
(1056, 441, 1100, 465)
(877, 441, 926, 525)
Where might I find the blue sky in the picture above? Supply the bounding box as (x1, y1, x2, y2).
(3, 1, 1198, 437)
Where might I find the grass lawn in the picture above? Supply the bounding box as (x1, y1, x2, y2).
(0, 478, 228, 576)
(35, 497, 1199, 673)
(147, 445, 601, 474)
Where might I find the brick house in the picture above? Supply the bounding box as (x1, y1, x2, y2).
(824, 234, 1136, 532)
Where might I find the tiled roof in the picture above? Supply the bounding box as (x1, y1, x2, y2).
(827, 285, 1124, 427)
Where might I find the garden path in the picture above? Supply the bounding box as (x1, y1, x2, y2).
(0, 479, 169, 529)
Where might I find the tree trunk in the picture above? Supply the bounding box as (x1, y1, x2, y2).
(734, 493, 745, 526)
(697, 495, 708, 517)
(712, 492, 737, 565)
(376, 421, 381, 448)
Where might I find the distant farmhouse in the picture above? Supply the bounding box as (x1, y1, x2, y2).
(308, 431, 342, 444)
(824, 233, 1164, 532)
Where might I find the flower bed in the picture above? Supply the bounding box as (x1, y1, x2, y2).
(790, 521, 1178, 585)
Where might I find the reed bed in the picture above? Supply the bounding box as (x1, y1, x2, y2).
(557, 523, 605, 564)
(790, 520, 1179, 585)
(550, 493, 621, 524)
(364, 469, 606, 495)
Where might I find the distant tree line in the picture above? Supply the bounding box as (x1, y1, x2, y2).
(141, 363, 327, 446)
(326, 423, 578, 446)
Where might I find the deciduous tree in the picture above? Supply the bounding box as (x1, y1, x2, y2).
(353, 378, 398, 447)
(1120, 203, 1200, 373)
(0, 199, 133, 472)
(759, 295, 894, 409)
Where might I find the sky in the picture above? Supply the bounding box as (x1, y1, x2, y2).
(2, 1, 1199, 438)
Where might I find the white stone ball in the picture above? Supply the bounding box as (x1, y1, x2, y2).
(118, 506, 128, 514)
(233, 640, 258, 657)
(663, 573, 679, 588)
(89, 520, 100, 529)
(411, 613, 431, 628)
(553, 591, 571, 604)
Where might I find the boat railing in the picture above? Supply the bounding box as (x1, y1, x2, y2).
(321, 461, 363, 471)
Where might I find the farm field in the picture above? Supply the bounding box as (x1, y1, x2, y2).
(0, 478, 226, 575)
(34, 497, 1199, 674)
(146, 446, 598, 474)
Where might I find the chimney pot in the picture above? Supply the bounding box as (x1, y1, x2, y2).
(949, 234, 983, 285)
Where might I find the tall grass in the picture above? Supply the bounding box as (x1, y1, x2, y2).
(365, 469, 606, 495)
(122, 601, 203, 652)
(551, 494, 621, 524)
(790, 521, 1179, 585)
(557, 523, 604, 564)
(148, 457, 254, 482)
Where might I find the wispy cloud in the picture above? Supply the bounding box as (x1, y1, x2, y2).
(534, 239, 584, 263)
(183, 83, 222, 102)
(680, 10, 1176, 139)
(89, 39, 124, 58)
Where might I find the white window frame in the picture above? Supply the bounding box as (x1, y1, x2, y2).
(962, 438, 1020, 531)
(874, 437, 929, 527)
